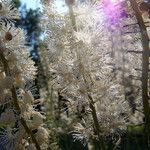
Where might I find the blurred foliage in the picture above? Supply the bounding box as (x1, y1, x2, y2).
(17, 7, 41, 59)
(13, 0, 41, 59)
(12, 0, 21, 8)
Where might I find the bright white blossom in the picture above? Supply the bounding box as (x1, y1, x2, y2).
(41, 0, 138, 141)
(0, 1, 48, 150)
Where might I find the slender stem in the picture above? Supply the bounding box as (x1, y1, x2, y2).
(87, 93, 106, 150)
(0, 50, 41, 150)
(83, 74, 106, 150)
(68, 5, 77, 31)
(129, 0, 150, 146)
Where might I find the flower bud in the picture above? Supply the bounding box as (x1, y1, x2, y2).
(5, 31, 13, 41)
(35, 127, 49, 145)
(0, 109, 16, 124)
(27, 112, 45, 129)
(0, 72, 5, 80)
(0, 42, 5, 53)
(41, 0, 51, 5)
(148, 10, 150, 18)
(14, 74, 25, 87)
(7, 52, 17, 62)
(0, 76, 14, 89)
(65, 0, 75, 6)
(0, 2, 2, 10)
(22, 91, 34, 104)
(26, 144, 36, 150)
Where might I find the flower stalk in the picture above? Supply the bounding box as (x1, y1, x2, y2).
(129, 0, 150, 146)
(66, 3, 106, 150)
(0, 45, 41, 150)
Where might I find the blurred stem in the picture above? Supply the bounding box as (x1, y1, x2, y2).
(0, 45, 41, 150)
(87, 93, 106, 150)
(82, 72, 106, 150)
(68, 5, 77, 31)
(129, 0, 150, 147)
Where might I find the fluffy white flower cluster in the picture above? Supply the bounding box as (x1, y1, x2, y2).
(0, 1, 48, 150)
(41, 0, 145, 143)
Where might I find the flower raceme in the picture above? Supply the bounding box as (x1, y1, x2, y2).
(0, 1, 48, 150)
(40, 0, 145, 145)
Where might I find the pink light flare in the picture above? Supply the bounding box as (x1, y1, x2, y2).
(102, 0, 128, 25)
(108, 0, 119, 4)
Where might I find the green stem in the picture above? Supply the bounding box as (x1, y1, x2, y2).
(88, 93, 106, 150)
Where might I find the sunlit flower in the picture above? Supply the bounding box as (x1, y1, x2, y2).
(0, 1, 48, 150)
(0, 24, 37, 81)
(0, 0, 19, 24)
